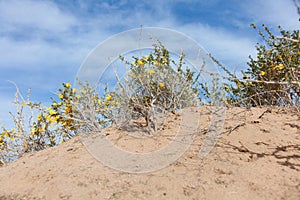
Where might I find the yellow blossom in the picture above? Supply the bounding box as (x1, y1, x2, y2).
(9, 134, 14, 140)
(106, 94, 112, 101)
(30, 128, 36, 136)
(49, 110, 57, 116)
(159, 83, 165, 88)
(149, 70, 155, 75)
(22, 102, 27, 107)
(58, 94, 64, 99)
(38, 128, 43, 133)
(46, 115, 51, 121)
(49, 117, 56, 123)
(72, 88, 77, 93)
(260, 71, 266, 76)
(65, 83, 71, 88)
(137, 59, 144, 66)
(37, 114, 42, 121)
(277, 64, 284, 70)
(52, 102, 57, 107)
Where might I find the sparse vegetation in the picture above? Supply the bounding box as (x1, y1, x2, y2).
(1, 21, 299, 165)
(222, 24, 300, 107)
(114, 41, 201, 131)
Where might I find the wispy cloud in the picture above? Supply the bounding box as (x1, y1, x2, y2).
(0, 0, 76, 34)
(242, 0, 299, 30)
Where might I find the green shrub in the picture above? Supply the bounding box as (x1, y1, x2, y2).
(112, 41, 202, 131)
(224, 24, 299, 106)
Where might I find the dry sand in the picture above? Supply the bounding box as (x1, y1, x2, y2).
(0, 107, 299, 200)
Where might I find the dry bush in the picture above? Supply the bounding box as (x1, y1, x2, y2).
(111, 41, 202, 132)
(219, 24, 299, 108)
(0, 81, 114, 163)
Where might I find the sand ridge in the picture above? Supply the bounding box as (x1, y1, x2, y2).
(0, 107, 299, 200)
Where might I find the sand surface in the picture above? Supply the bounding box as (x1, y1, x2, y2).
(0, 107, 299, 200)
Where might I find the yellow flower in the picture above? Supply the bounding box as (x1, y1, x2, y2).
(58, 94, 64, 99)
(22, 102, 27, 107)
(149, 70, 155, 75)
(260, 71, 266, 76)
(52, 102, 57, 107)
(65, 83, 71, 88)
(9, 134, 14, 140)
(106, 94, 112, 101)
(49, 110, 57, 116)
(76, 95, 81, 99)
(297, 51, 300, 55)
(30, 129, 36, 137)
(49, 117, 57, 123)
(277, 64, 284, 70)
(137, 59, 144, 66)
(159, 83, 165, 88)
(72, 88, 77, 93)
(37, 114, 42, 121)
(46, 115, 51, 121)
(38, 128, 43, 133)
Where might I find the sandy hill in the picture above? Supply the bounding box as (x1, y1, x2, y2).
(0, 107, 299, 200)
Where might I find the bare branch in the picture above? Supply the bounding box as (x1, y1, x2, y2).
(275, 36, 299, 43)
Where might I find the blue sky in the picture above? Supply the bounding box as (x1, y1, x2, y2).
(0, 0, 299, 128)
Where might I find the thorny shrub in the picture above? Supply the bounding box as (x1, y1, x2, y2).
(114, 41, 201, 131)
(222, 24, 299, 106)
(0, 42, 204, 164)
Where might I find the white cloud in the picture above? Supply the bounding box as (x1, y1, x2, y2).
(0, 36, 97, 70)
(0, 0, 76, 33)
(178, 23, 257, 68)
(2, 0, 293, 128)
(244, 0, 299, 30)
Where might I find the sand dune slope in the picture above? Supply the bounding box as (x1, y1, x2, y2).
(0, 107, 299, 200)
